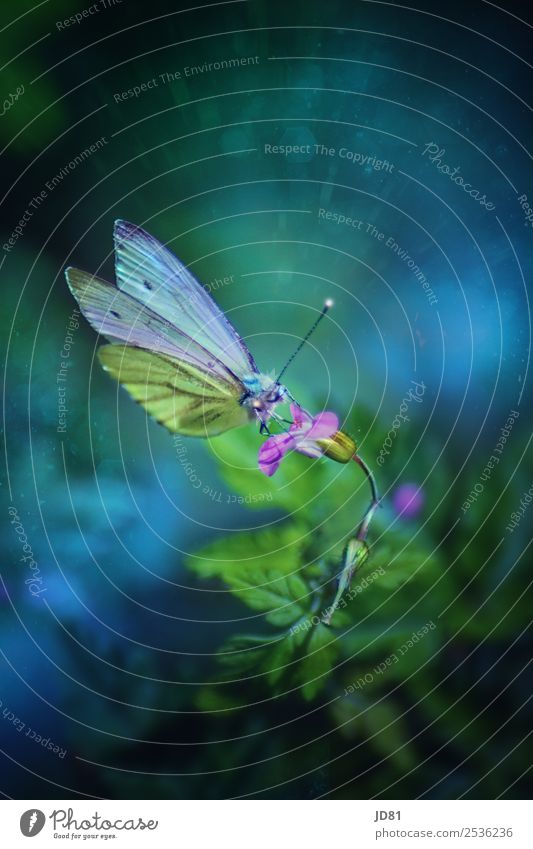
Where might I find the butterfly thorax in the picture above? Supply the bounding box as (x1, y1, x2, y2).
(240, 373, 287, 427)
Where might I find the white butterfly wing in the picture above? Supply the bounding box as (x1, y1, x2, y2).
(113, 219, 257, 379)
(65, 267, 242, 386)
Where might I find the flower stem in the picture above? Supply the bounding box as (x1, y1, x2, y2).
(352, 453, 380, 542)
(322, 453, 380, 625)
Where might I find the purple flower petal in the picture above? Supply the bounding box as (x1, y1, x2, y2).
(258, 433, 295, 476)
(289, 403, 313, 428)
(258, 405, 340, 476)
(307, 411, 339, 439)
(295, 439, 325, 459)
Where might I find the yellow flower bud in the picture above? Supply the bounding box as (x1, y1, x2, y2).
(316, 430, 356, 463)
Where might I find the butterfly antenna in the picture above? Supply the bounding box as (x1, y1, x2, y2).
(276, 299, 334, 383)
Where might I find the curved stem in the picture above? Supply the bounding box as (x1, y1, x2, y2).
(322, 452, 380, 625)
(352, 453, 380, 542)
(353, 453, 379, 506)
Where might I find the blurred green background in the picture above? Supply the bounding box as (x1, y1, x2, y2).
(1, 0, 531, 799)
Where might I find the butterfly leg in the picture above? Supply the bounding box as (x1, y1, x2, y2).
(284, 388, 300, 405)
(270, 411, 295, 434)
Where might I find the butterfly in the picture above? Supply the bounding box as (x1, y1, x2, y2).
(66, 220, 331, 438)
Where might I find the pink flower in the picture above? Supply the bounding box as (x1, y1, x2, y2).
(258, 404, 339, 477)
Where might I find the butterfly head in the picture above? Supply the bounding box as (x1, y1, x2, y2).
(241, 373, 288, 429)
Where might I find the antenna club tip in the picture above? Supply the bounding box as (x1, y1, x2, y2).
(324, 298, 334, 309)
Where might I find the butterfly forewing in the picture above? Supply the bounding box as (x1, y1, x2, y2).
(113, 220, 257, 380)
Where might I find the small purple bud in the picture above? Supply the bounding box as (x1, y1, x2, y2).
(393, 483, 424, 518)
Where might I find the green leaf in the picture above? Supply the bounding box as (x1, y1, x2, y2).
(336, 625, 406, 660)
(186, 523, 304, 580)
(265, 627, 309, 685)
(366, 530, 442, 591)
(299, 624, 339, 701)
(330, 691, 416, 772)
(195, 686, 243, 713)
(186, 524, 312, 625)
(216, 634, 274, 675)
(236, 573, 310, 626)
(326, 607, 352, 627)
(214, 629, 309, 694)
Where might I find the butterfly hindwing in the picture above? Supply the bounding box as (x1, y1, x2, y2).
(97, 344, 251, 437)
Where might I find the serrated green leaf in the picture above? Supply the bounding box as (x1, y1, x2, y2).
(185, 523, 305, 581)
(186, 524, 312, 624)
(216, 634, 273, 674)
(265, 627, 309, 685)
(232, 570, 310, 625)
